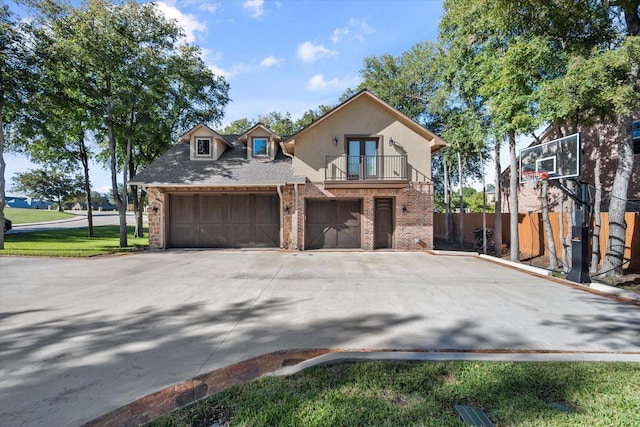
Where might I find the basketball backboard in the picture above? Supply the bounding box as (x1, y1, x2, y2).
(519, 133, 580, 183)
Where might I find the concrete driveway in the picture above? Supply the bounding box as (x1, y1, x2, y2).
(1, 251, 638, 426)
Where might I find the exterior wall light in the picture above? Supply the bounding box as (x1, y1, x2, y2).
(402, 206, 408, 214)
(285, 206, 290, 214)
(333, 137, 338, 146)
(389, 137, 395, 146)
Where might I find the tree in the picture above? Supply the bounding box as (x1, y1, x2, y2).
(219, 118, 255, 134)
(438, 0, 621, 263)
(26, 0, 230, 246)
(466, 189, 495, 213)
(295, 105, 333, 129)
(354, 41, 443, 128)
(12, 168, 84, 211)
(0, 5, 38, 248)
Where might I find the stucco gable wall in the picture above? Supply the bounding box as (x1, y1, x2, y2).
(291, 97, 431, 182)
(188, 126, 226, 160)
(244, 128, 278, 160)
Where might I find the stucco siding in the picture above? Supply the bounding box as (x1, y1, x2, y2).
(292, 96, 432, 182)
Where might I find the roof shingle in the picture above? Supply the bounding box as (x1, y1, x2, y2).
(129, 141, 304, 186)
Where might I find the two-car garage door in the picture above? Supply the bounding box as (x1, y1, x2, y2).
(169, 194, 279, 248)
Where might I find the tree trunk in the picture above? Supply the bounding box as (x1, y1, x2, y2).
(130, 184, 145, 238)
(106, 77, 127, 248)
(541, 179, 559, 270)
(590, 131, 603, 274)
(508, 129, 519, 261)
(79, 132, 94, 237)
(481, 152, 487, 254)
(558, 195, 566, 271)
(122, 136, 132, 239)
(599, 115, 634, 277)
(0, 111, 6, 250)
(458, 151, 464, 249)
(494, 138, 502, 255)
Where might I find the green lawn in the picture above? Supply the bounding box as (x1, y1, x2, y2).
(150, 361, 640, 427)
(4, 207, 75, 224)
(1, 225, 148, 256)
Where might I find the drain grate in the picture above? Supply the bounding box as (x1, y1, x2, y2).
(454, 405, 495, 427)
(549, 402, 574, 413)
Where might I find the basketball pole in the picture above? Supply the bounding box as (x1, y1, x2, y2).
(549, 178, 592, 283)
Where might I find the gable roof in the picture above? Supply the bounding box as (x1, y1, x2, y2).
(238, 123, 282, 143)
(283, 89, 447, 153)
(179, 123, 232, 148)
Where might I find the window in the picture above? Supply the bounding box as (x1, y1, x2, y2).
(633, 120, 640, 155)
(253, 138, 269, 157)
(195, 138, 212, 157)
(347, 137, 378, 179)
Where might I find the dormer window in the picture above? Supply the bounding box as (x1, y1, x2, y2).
(253, 137, 269, 157)
(195, 137, 212, 158)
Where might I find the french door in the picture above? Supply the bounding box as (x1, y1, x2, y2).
(347, 138, 378, 179)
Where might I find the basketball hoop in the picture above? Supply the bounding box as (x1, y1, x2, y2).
(540, 172, 549, 181)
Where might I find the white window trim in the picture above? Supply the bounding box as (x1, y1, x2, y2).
(195, 137, 213, 158)
(252, 137, 269, 158)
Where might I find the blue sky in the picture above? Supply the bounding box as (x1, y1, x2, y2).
(6, 0, 447, 194)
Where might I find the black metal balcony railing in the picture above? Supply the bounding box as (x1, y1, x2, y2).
(325, 155, 408, 181)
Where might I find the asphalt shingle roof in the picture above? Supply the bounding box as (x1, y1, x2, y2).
(129, 141, 304, 186)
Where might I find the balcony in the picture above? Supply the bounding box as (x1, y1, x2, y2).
(325, 155, 408, 183)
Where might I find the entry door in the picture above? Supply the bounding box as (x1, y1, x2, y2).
(374, 198, 394, 249)
(348, 138, 378, 179)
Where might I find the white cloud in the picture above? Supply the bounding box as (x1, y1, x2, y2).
(307, 74, 359, 91)
(331, 27, 349, 44)
(199, 3, 222, 13)
(243, 0, 265, 19)
(155, 1, 206, 44)
(349, 18, 374, 42)
(260, 55, 284, 68)
(296, 41, 337, 62)
(208, 62, 251, 79)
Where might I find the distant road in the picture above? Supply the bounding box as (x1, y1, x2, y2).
(6, 212, 137, 234)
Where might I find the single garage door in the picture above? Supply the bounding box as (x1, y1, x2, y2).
(305, 199, 361, 249)
(169, 193, 279, 248)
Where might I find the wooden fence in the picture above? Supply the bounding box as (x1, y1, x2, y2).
(433, 212, 640, 270)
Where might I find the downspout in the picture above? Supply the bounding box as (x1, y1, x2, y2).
(279, 141, 299, 250)
(294, 183, 299, 250)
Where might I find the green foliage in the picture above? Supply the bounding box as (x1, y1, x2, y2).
(219, 118, 256, 135)
(1, 225, 148, 256)
(353, 41, 442, 127)
(11, 167, 84, 210)
(150, 361, 640, 427)
(259, 111, 296, 135)
(466, 189, 495, 213)
(3, 207, 74, 224)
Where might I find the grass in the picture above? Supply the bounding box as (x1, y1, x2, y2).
(4, 207, 75, 224)
(149, 361, 640, 427)
(1, 225, 148, 257)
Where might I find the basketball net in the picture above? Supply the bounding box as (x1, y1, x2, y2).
(521, 170, 550, 182)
